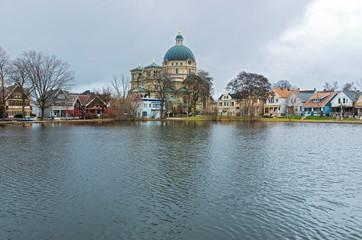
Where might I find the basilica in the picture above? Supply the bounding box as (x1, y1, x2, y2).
(130, 29, 202, 112)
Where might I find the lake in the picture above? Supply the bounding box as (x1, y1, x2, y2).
(0, 121, 361, 239)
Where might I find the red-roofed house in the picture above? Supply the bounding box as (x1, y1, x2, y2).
(73, 93, 108, 119)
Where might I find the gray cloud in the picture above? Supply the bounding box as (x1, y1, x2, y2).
(1, 0, 320, 97)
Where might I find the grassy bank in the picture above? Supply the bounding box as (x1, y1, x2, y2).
(1, 116, 361, 125)
(0, 118, 116, 125)
(261, 118, 362, 124)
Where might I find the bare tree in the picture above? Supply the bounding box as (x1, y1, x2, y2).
(342, 82, 355, 91)
(111, 75, 130, 119)
(286, 93, 302, 120)
(152, 75, 173, 119)
(273, 80, 296, 89)
(128, 93, 142, 119)
(21, 50, 74, 120)
(8, 57, 33, 118)
(94, 87, 111, 117)
(356, 79, 362, 90)
(0, 47, 10, 119)
(323, 81, 339, 91)
(227, 71, 272, 119)
(184, 69, 213, 115)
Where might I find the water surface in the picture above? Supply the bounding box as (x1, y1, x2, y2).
(0, 121, 361, 239)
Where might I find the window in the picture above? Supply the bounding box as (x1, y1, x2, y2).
(149, 104, 151, 107)
(338, 98, 341, 103)
(343, 98, 346, 103)
(189, 69, 191, 74)
(219, 102, 222, 106)
(142, 111, 147, 117)
(144, 104, 147, 108)
(176, 69, 178, 74)
(176, 63, 178, 65)
(180, 63, 183, 65)
(183, 96, 187, 103)
(231, 102, 234, 107)
(276, 99, 278, 103)
(172, 63, 174, 66)
(141, 81, 144, 87)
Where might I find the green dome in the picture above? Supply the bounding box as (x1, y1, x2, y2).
(164, 45, 195, 62)
(164, 32, 195, 62)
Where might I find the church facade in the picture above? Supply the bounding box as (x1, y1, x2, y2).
(130, 30, 206, 114)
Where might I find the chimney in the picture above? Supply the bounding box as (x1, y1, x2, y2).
(297, 88, 300, 92)
(324, 89, 326, 92)
(314, 88, 316, 92)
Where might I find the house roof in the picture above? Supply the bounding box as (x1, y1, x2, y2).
(273, 88, 299, 98)
(343, 91, 362, 102)
(295, 92, 314, 103)
(302, 92, 336, 108)
(218, 93, 237, 100)
(0, 84, 31, 100)
(78, 95, 91, 105)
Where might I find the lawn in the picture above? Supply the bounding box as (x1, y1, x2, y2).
(304, 116, 356, 120)
(278, 116, 303, 120)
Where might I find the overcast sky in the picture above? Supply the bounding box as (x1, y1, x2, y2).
(1, 0, 362, 97)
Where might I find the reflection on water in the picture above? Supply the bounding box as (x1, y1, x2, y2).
(0, 121, 361, 239)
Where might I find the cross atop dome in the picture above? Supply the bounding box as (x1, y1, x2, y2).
(175, 27, 184, 46)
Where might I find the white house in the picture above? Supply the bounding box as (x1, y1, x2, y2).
(36, 90, 78, 119)
(136, 98, 164, 119)
(264, 88, 299, 117)
(287, 91, 314, 116)
(330, 91, 362, 117)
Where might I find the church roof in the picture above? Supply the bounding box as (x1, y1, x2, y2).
(131, 66, 143, 71)
(164, 45, 195, 62)
(145, 63, 162, 68)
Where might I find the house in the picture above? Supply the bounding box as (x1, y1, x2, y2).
(217, 92, 240, 116)
(136, 97, 164, 119)
(73, 92, 109, 119)
(330, 91, 362, 117)
(302, 91, 337, 116)
(356, 95, 362, 117)
(0, 84, 32, 118)
(287, 90, 314, 116)
(36, 89, 78, 119)
(264, 88, 299, 117)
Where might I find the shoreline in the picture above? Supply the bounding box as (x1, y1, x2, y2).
(1, 117, 362, 125)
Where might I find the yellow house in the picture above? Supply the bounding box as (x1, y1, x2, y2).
(1, 84, 32, 118)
